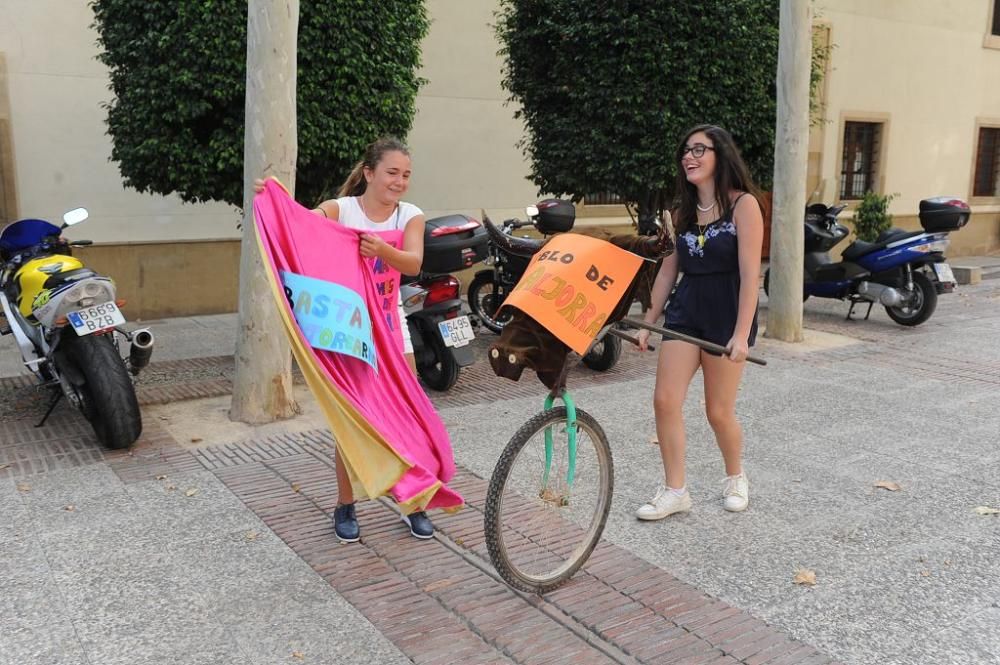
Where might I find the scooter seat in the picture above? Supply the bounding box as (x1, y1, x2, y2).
(484, 217, 545, 258)
(876, 228, 911, 243)
(841, 240, 879, 261)
(841, 230, 925, 261)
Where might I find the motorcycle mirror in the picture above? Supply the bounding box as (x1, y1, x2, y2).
(61, 208, 89, 228)
(525, 205, 539, 218)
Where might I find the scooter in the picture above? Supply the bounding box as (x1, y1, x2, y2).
(399, 212, 489, 392)
(0, 208, 152, 448)
(401, 272, 476, 392)
(764, 197, 969, 326)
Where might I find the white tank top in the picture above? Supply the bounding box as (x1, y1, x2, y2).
(334, 196, 422, 232)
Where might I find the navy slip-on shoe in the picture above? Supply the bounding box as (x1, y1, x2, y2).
(333, 503, 360, 543)
(401, 510, 434, 539)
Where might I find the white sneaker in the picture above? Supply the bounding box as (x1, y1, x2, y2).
(723, 472, 749, 512)
(635, 485, 692, 521)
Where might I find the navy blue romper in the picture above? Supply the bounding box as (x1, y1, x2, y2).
(663, 196, 758, 353)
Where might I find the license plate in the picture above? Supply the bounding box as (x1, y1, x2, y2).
(933, 263, 956, 284)
(67, 301, 125, 336)
(438, 315, 475, 348)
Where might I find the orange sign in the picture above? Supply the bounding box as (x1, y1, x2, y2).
(501, 233, 644, 354)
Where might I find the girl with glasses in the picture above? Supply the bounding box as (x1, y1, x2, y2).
(635, 124, 764, 520)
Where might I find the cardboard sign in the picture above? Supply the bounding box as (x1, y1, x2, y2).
(501, 233, 643, 354)
(281, 270, 378, 371)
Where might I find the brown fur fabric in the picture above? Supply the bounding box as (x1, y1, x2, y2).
(488, 229, 674, 390)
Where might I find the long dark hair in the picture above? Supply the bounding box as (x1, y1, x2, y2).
(336, 136, 411, 197)
(672, 124, 762, 235)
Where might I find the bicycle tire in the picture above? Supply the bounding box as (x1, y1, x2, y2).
(484, 407, 613, 594)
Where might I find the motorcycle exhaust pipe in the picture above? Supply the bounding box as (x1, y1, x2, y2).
(128, 328, 154, 374)
(857, 282, 903, 307)
(879, 287, 903, 307)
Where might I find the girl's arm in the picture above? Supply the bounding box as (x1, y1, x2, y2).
(637, 213, 680, 350)
(729, 193, 764, 361)
(645, 251, 680, 325)
(314, 199, 340, 220)
(360, 215, 425, 276)
(644, 211, 681, 324)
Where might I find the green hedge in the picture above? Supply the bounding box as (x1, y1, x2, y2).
(91, 0, 428, 208)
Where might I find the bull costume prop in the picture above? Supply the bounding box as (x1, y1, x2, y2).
(485, 218, 765, 391)
(485, 218, 673, 390)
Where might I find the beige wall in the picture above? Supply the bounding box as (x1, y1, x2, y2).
(0, 0, 563, 245)
(74, 241, 242, 320)
(407, 0, 538, 223)
(813, 0, 1000, 224)
(0, 0, 239, 243)
(2, 1, 998, 318)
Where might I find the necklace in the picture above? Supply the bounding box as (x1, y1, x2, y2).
(696, 225, 708, 248)
(695, 203, 715, 248)
(695, 218, 712, 248)
(358, 196, 396, 223)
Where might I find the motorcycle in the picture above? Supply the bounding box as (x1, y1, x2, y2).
(468, 200, 622, 371)
(0, 208, 152, 448)
(401, 214, 485, 391)
(402, 272, 476, 392)
(763, 197, 969, 326)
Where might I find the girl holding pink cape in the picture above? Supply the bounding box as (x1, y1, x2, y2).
(254, 137, 462, 542)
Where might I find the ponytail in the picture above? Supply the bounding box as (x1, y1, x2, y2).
(337, 161, 367, 197)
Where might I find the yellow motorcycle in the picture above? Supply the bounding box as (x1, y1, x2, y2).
(0, 208, 153, 449)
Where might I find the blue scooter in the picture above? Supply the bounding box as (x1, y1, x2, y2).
(764, 197, 970, 326)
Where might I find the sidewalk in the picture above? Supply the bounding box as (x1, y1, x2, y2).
(2, 270, 1000, 664)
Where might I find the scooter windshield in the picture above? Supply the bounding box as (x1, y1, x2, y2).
(0, 219, 62, 254)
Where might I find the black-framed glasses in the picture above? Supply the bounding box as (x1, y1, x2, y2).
(682, 143, 715, 158)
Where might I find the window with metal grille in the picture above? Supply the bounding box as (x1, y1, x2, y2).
(840, 121, 882, 200)
(584, 191, 623, 206)
(973, 127, 1000, 197)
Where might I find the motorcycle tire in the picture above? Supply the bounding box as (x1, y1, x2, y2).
(65, 333, 142, 449)
(467, 273, 511, 334)
(763, 268, 809, 302)
(582, 332, 622, 372)
(417, 328, 460, 392)
(885, 272, 937, 326)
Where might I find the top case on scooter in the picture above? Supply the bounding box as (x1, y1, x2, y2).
(919, 197, 969, 232)
(422, 214, 488, 274)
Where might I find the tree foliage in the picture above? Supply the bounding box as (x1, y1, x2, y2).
(90, 1, 429, 207)
(496, 0, 779, 225)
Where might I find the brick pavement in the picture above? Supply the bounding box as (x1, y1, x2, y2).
(18, 297, 1000, 663)
(0, 352, 848, 664)
(5, 307, 998, 664)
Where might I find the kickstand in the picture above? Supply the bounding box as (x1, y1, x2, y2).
(845, 300, 874, 321)
(36, 391, 62, 428)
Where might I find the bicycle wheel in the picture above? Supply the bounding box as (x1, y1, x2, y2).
(484, 407, 613, 594)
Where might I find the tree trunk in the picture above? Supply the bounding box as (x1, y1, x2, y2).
(766, 0, 812, 342)
(230, 0, 300, 424)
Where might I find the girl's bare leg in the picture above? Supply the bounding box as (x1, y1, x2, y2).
(700, 352, 747, 476)
(652, 341, 702, 489)
(335, 448, 354, 505)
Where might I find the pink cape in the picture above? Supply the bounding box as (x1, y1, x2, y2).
(253, 180, 462, 512)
